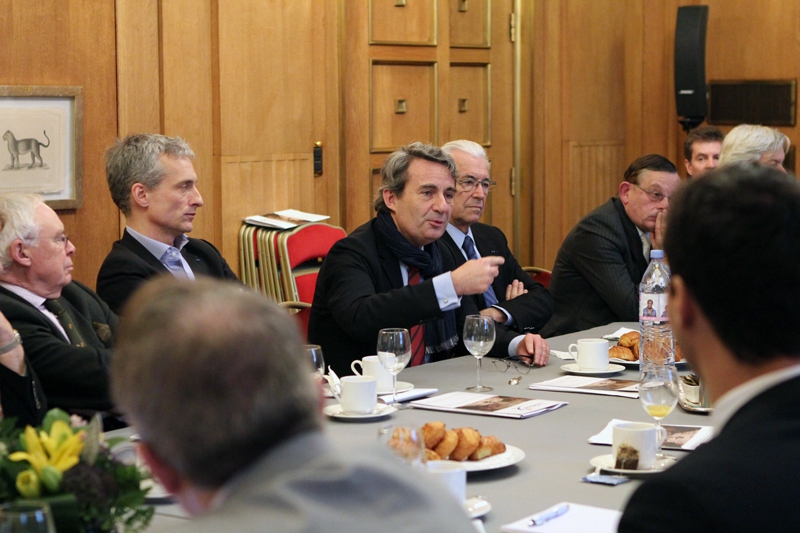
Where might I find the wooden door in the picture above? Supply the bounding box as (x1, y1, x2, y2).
(343, 0, 526, 258)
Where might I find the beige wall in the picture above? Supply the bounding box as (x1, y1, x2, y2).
(3, 0, 799, 285)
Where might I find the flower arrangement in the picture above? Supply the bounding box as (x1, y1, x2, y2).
(0, 409, 153, 533)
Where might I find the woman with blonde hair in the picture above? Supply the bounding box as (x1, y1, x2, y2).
(718, 124, 790, 172)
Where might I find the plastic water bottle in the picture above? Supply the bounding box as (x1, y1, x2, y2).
(639, 249, 674, 371)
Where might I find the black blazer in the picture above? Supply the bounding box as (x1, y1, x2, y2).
(440, 223, 554, 334)
(96, 229, 240, 314)
(0, 361, 46, 427)
(309, 219, 492, 377)
(0, 281, 118, 412)
(541, 198, 648, 337)
(619, 374, 800, 533)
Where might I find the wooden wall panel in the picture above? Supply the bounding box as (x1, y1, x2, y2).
(370, 0, 436, 45)
(0, 0, 119, 288)
(450, 0, 490, 48)
(566, 141, 625, 229)
(371, 62, 437, 151)
(450, 64, 490, 144)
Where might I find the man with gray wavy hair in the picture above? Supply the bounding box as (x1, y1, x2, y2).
(718, 124, 790, 172)
(113, 277, 474, 532)
(97, 133, 238, 314)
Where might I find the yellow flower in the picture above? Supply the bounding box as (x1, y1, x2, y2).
(9, 421, 84, 485)
(16, 469, 41, 499)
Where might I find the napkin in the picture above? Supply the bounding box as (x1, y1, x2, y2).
(501, 502, 621, 533)
(380, 388, 438, 405)
(550, 350, 572, 360)
(602, 327, 637, 341)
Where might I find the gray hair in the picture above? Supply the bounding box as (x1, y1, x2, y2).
(0, 193, 43, 270)
(373, 142, 456, 213)
(112, 277, 321, 488)
(441, 140, 491, 174)
(718, 124, 790, 168)
(105, 134, 195, 215)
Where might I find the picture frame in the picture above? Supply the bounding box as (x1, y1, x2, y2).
(0, 85, 83, 210)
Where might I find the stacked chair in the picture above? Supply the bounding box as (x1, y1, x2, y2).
(522, 266, 552, 288)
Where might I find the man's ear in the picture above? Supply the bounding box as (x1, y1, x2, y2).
(619, 181, 632, 205)
(383, 188, 397, 212)
(138, 442, 183, 495)
(131, 183, 149, 209)
(684, 159, 693, 176)
(9, 239, 32, 267)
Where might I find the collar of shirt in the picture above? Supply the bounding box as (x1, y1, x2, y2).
(709, 363, 800, 435)
(126, 227, 194, 279)
(0, 282, 69, 341)
(445, 224, 476, 261)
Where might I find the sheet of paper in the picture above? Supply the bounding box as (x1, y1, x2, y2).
(501, 502, 621, 533)
(588, 418, 713, 450)
(379, 388, 437, 405)
(411, 392, 567, 419)
(529, 376, 639, 399)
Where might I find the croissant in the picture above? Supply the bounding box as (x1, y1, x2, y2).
(422, 421, 506, 462)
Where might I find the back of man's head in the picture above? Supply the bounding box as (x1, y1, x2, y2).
(683, 125, 724, 162)
(105, 134, 195, 216)
(112, 277, 321, 488)
(373, 142, 456, 213)
(623, 154, 677, 184)
(718, 124, 790, 167)
(665, 166, 800, 364)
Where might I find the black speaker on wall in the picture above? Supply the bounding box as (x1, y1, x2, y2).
(674, 5, 709, 132)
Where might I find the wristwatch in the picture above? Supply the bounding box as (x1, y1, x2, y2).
(0, 329, 21, 355)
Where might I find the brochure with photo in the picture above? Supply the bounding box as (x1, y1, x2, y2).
(244, 209, 329, 229)
(410, 392, 568, 419)
(589, 419, 713, 450)
(529, 376, 640, 398)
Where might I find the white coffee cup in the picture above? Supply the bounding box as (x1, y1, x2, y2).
(612, 421, 667, 470)
(568, 338, 609, 370)
(426, 460, 466, 503)
(331, 375, 377, 415)
(351, 355, 393, 391)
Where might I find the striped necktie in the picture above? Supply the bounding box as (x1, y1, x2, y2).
(44, 298, 86, 347)
(407, 267, 427, 366)
(462, 235, 498, 307)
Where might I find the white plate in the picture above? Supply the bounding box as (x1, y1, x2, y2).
(589, 453, 676, 476)
(323, 403, 397, 420)
(610, 358, 688, 368)
(464, 497, 491, 519)
(444, 445, 525, 472)
(323, 381, 414, 398)
(142, 478, 172, 500)
(561, 363, 626, 376)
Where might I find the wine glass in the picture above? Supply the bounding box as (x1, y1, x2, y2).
(0, 501, 56, 533)
(639, 364, 680, 455)
(377, 424, 426, 470)
(464, 315, 495, 392)
(377, 328, 412, 410)
(304, 344, 325, 383)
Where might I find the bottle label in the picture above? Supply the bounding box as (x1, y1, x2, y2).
(639, 293, 669, 322)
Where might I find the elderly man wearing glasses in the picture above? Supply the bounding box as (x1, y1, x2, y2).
(440, 140, 553, 367)
(541, 154, 680, 337)
(0, 193, 119, 425)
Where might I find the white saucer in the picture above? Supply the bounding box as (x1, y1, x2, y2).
(323, 382, 413, 398)
(142, 478, 172, 501)
(561, 363, 626, 376)
(589, 453, 676, 476)
(323, 403, 397, 420)
(464, 497, 491, 519)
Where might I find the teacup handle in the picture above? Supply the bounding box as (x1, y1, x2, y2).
(351, 360, 363, 376)
(656, 426, 667, 448)
(568, 343, 579, 360)
(323, 374, 342, 401)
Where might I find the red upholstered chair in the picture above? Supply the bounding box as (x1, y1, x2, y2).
(279, 301, 312, 341)
(522, 266, 552, 289)
(278, 223, 347, 303)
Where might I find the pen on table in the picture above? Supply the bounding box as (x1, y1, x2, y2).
(528, 503, 569, 526)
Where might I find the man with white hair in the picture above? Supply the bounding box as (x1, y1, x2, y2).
(718, 124, 790, 173)
(440, 140, 553, 366)
(0, 193, 118, 420)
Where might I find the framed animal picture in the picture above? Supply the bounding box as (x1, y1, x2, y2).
(0, 86, 83, 209)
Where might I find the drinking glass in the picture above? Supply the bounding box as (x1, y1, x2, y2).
(377, 328, 412, 409)
(377, 424, 426, 470)
(304, 344, 325, 383)
(639, 364, 680, 455)
(0, 501, 56, 533)
(464, 315, 495, 392)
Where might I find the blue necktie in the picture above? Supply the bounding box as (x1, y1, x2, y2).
(462, 235, 498, 307)
(162, 247, 188, 279)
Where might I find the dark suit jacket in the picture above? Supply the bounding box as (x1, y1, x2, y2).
(96, 229, 239, 314)
(541, 198, 648, 337)
(619, 374, 800, 533)
(309, 219, 492, 377)
(0, 281, 118, 412)
(0, 361, 46, 427)
(440, 223, 554, 334)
